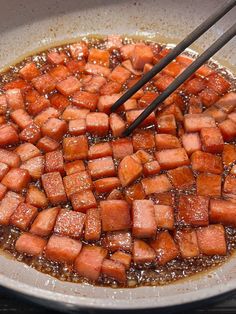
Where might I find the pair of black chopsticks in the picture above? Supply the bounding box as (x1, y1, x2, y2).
(111, 0, 236, 136)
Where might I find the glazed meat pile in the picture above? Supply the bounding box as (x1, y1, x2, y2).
(0, 35, 236, 286)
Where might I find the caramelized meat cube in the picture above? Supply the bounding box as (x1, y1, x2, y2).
(0, 124, 19, 147)
(63, 136, 88, 161)
(94, 177, 121, 193)
(154, 205, 174, 230)
(64, 160, 85, 176)
(184, 114, 216, 132)
(88, 157, 115, 180)
(15, 143, 41, 162)
(118, 155, 142, 187)
(132, 239, 156, 263)
(155, 148, 189, 170)
(157, 114, 176, 135)
(86, 112, 109, 136)
(71, 190, 97, 212)
(30, 207, 60, 236)
(175, 229, 200, 258)
(197, 173, 221, 197)
(141, 174, 172, 195)
(182, 133, 202, 155)
(41, 172, 67, 204)
(0, 191, 24, 225)
(103, 231, 132, 252)
(155, 134, 181, 150)
(111, 251, 131, 270)
(102, 259, 126, 283)
(84, 208, 101, 241)
(2, 168, 30, 192)
(20, 156, 45, 179)
(200, 127, 224, 153)
(63, 171, 93, 199)
(26, 185, 48, 209)
(41, 118, 67, 141)
(132, 129, 155, 151)
(112, 138, 134, 160)
(191, 151, 223, 174)
(167, 166, 195, 189)
(0, 149, 20, 168)
(10, 203, 37, 231)
(15, 233, 47, 256)
(88, 142, 112, 160)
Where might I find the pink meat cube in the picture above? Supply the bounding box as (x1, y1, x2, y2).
(154, 205, 174, 230)
(10, 109, 33, 129)
(71, 190, 97, 212)
(219, 119, 236, 141)
(68, 119, 86, 136)
(126, 109, 156, 127)
(141, 174, 172, 195)
(109, 113, 126, 137)
(111, 251, 131, 270)
(103, 231, 132, 252)
(36, 136, 60, 153)
(155, 148, 189, 170)
(132, 129, 155, 151)
(155, 134, 181, 150)
(157, 114, 177, 135)
(41, 118, 68, 141)
(72, 91, 99, 111)
(94, 177, 121, 193)
(101, 259, 126, 283)
(197, 173, 221, 197)
(88, 142, 112, 160)
(2, 168, 30, 192)
(45, 150, 64, 174)
(15, 143, 41, 162)
(70, 42, 88, 59)
(10, 203, 38, 230)
(45, 235, 82, 263)
(19, 62, 40, 81)
(15, 233, 47, 256)
(132, 239, 156, 263)
(32, 73, 56, 94)
(84, 208, 101, 241)
(0, 183, 7, 200)
(182, 133, 202, 155)
(167, 166, 195, 189)
(184, 114, 216, 132)
(84, 63, 111, 77)
(83, 75, 106, 93)
(0, 163, 9, 181)
(97, 94, 122, 114)
(109, 65, 131, 84)
(56, 76, 81, 96)
(0, 149, 20, 168)
(41, 172, 67, 204)
(200, 127, 224, 153)
(112, 138, 134, 160)
(143, 161, 161, 176)
(100, 200, 131, 232)
(34, 107, 60, 127)
(64, 160, 85, 175)
(118, 155, 142, 187)
(0, 124, 19, 147)
(86, 112, 109, 136)
(132, 200, 157, 238)
(0, 191, 24, 225)
(6, 89, 24, 110)
(63, 135, 88, 161)
(19, 123, 41, 144)
(132, 45, 153, 70)
(175, 229, 200, 258)
(63, 171, 93, 199)
(26, 185, 48, 209)
(20, 156, 45, 179)
(74, 245, 107, 281)
(30, 207, 60, 236)
(88, 157, 115, 180)
(191, 151, 223, 174)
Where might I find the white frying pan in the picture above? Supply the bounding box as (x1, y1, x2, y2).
(0, 0, 236, 311)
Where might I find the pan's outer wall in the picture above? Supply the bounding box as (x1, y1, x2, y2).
(0, 0, 235, 311)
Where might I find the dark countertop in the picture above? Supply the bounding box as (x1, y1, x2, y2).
(1, 288, 236, 314)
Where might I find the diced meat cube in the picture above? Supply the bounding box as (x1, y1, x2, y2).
(196, 224, 227, 255)
(32, 73, 56, 94)
(188, 96, 203, 114)
(15, 143, 41, 162)
(74, 245, 107, 281)
(118, 155, 142, 187)
(175, 229, 200, 258)
(182, 133, 201, 155)
(45, 234, 82, 264)
(210, 199, 236, 227)
(0, 183, 7, 200)
(138, 92, 158, 109)
(154, 192, 173, 206)
(47, 51, 68, 64)
(34, 107, 60, 127)
(124, 183, 145, 204)
(26, 185, 48, 209)
(122, 59, 142, 75)
(3, 79, 31, 92)
(100, 81, 122, 95)
(167, 166, 195, 189)
(123, 99, 137, 111)
(150, 231, 179, 265)
(184, 77, 205, 95)
(15, 233, 47, 256)
(120, 44, 135, 60)
(206, 72, 230, 95)
(88, 142, 112, 160)
(10, 203, 37, 231)
(191, 151, 223, 174)
(84, 208, 101, 241)
(88, 157, 115, 180)
(19, 62, 40, 81)
(45, 150, 64, 174)
(19, 123, 41, 144)
(159, 103, 184, 122)
(71, 190, 97, 212)
(64, 160, 85, 176)
(49, 65, 71, 82)
(197, 173, 221, 197)
(83, 75, 106, 93)
(223, 174, 236, 197)
(132, 130, 155, 151)
(97, 94, 122, 114)
(28, 96, 50, 116)
(86, 112, 109, 136)
(215, 92, 236, 113)
(41, 118, 67, 141)
(20, 156, 44, 179)
(0, 95, 7, 114)
(88, 48, 110, 67)
(103, 231, 132, 252)
(228, 112, 236, 124)
(2, 168, 30, 192)
(50, 93, 70, 112)
(6, 89, 24, 110)
(66, 59, 85, 73)
(109, 65, 131, 84)
(0, 124, 19, 147)
(163, 61, 185, 77)
(56, 76, 81, 96)
(63, 135, 88, 161)
(157, 114, 176, 135)
(204, 105, 227, 123)
(132, 239, 156, 263)
(84, 63, 111, 77)
(154, 74, 174, 91)
(219, 119, 236, 141)
(132, 45, 153, 70)
(141, 174, 172, 195)
(54, 208, 85, 238)
(94, 177, 121, 193)
(154, 205, 174, 230)
(184, 114, 216, 132)
(70, 42, 88, 59)
(107, 189, 124, 200)
(72, 91, 98, 111)
(10, 109, 33, 129)
(178, 195, 209, 226)
(63, 171, 93, 199)
(199, 88, 220, 107)
(112, 138, 133, 160)
(155, 134, 181, 150)
(0, 163, 9, 181)
(132, 200, 156, 238)
(0, 149, 20, 168)
(37, 136, 60, 153)
(62, 106, 89, 121)
(0, 191, 24, 225)
(109, 113, 125, 137)
(41, 172, 67, 204)
(126, 109, 155, 127)
(30, 207, 59, 236)
(106, 35, 123, 50)
(143, 161, 161, 176)
(155, 148, 189, 170)
(100, 200, 130, 232)
(111, 251, 131, 270)
(222, 144, 236, 166)
(200, 127, 224, 153)
(102, 259, 126, 283)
